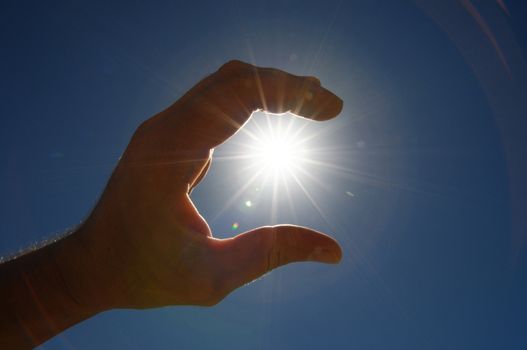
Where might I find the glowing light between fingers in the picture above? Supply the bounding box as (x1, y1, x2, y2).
(260, 138, 295, 172)
(210, 111, 339, 225)
(248, 116, 308, 181)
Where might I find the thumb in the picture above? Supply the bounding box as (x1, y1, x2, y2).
(212, 225, 342, 294)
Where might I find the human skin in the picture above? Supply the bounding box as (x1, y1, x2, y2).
(0, 60, 343, 349)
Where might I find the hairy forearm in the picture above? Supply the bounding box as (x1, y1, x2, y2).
(0, 231, 98, 349)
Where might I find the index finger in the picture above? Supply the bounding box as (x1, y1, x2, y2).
(154, 60, 343, 150)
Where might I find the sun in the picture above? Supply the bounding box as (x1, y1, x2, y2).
(256, 135, 301, 175)
(208, 111, 340, 225)
(247, 114, 308, 180)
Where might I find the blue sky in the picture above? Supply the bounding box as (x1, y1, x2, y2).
(1, 0, 527, 349)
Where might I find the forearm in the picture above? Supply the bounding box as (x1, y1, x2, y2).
(0, 230, 99, 349)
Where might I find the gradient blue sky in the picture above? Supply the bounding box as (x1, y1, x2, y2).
(1, 0, 527, 349)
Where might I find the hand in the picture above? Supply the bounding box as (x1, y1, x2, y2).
(59, 60, 344, 310)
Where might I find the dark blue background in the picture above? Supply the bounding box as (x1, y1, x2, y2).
(1, 0, 526, 349)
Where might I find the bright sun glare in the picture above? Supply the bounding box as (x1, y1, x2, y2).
(210, 111, 338, 226)
(257, 135, 300, 174)
(246, 113, 308, 181)
(208, 112, 344, 227)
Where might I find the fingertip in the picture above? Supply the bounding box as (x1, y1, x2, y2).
(335, 96, 344, 117)
(271, 224, 342, 264)
(290, 79, 343, 121)
(317, 92, 344, 121)
(311, 234, 343, 264)
(311, 89, 344, 121)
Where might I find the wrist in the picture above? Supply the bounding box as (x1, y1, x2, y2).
(0, 230, 101, 347)
(56, 212, 146, 312)
(50, 223, 112, 315)
(49, 228, 102, 317)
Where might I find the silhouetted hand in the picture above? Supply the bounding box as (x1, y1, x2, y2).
(0, 60, 343, 348)
(68, 60, 343, 310)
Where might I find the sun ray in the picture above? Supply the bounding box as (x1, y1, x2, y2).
(210, 167, 266, 222)
(209, 110, 351, 229)
(289, 170, 333, 228)
(282, 171, 298, 223)
(292, 163, 332, 192)
(270, 171, 280, 224)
